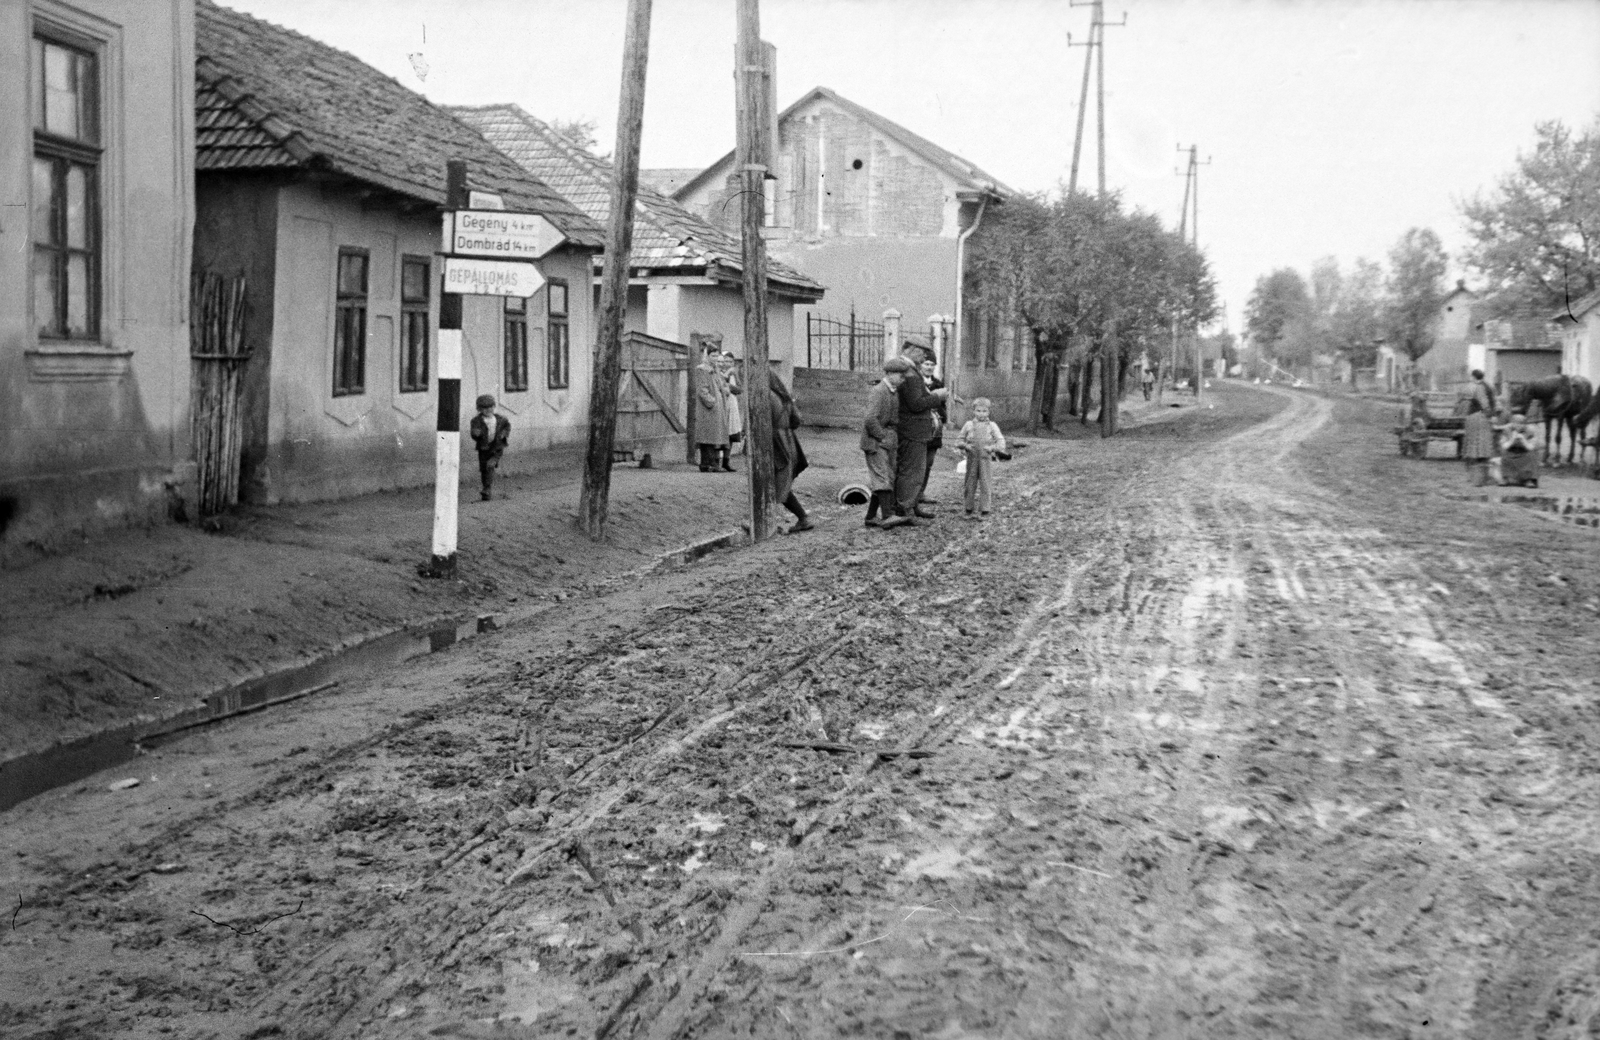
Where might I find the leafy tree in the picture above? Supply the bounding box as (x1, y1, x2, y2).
(1461, 119, 1600, 311)
(549, 117, 606, 158)
(1244, 268, 1311, 360)
(1331, 258, 1386, 368)
(1385, 227, 1448, 361)
(966, 188, 1214, 433)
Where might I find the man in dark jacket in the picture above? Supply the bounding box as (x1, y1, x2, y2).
(893, 338, 949, 522)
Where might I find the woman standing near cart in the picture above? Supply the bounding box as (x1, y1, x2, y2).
(1462, 369, 1497, 487)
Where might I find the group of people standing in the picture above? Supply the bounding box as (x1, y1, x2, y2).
(859, 335, 1007, 528)
(694, 343, 813, 533)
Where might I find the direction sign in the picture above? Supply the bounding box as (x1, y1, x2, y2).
(443, 210, 565, 261)
(443, 257, 546, 298)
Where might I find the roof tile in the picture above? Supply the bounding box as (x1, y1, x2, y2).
(451, 104, 822, 298)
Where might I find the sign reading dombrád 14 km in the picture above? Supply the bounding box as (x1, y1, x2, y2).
(443, 211, 565, 261)
(443, 257, 546, 298)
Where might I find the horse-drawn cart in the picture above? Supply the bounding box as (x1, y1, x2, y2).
(1395, 392, 1466, 457)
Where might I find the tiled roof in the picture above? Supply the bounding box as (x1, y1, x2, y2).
(1553, 288, 1600, 323)
(676, 85, 1015, 204)
(193, 1, 603, 248)
(639, 168, 705, 196)
(451, 104, 823, 300)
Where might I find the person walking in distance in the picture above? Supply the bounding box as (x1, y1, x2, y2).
(862, 357, 912, 529)
(918, 355, 948, 506)
(958, 397, 1006, 518)
(892, 337, 949, 524)
(469, 394, 510, 501)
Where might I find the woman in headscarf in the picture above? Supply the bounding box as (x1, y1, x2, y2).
(718, 351, 743, 471)
(694, 343, 730, 473)
(1462, 368, 1496, 486)
(768, 370, 813, 533)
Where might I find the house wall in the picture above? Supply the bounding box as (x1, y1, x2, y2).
(252, 181, 593, 504)
(1, 0, 195, 563)
(1558, 314, 1600, 385)
(1493, 349, 1562, 387)
(640, 282, 800, 377)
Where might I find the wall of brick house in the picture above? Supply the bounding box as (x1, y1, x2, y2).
(1, 0, 196, 563)
(256, 182, 593, 504)
(682, 102, 964, 245)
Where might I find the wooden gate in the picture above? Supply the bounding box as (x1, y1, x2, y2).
(189, 271, 250, 516)
(615, 330, 688, 461)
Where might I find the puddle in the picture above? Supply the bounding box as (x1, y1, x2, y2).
(0, 614, 490, 812)
(1495, 493, 1600, 528)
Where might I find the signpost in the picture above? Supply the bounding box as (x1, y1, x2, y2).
(443, 257, 545, 298)
(443, 210, 565, 261)
(422, 161, 561, 578)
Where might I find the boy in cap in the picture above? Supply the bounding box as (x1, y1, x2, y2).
(862, 357, 912, 528)
(469, 394, 511, 500)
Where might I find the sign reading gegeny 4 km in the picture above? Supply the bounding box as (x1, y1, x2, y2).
(443, 257, 546, 298)
(444, 210, 565, 261)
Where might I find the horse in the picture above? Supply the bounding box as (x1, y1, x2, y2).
(1509, 375, 1594, 466)
(1574, 391, 1600, 470)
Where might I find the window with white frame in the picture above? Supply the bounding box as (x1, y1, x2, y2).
(31, 31, 101, 341)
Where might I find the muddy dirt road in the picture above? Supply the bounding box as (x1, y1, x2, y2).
(6, 383, 1600, 1039)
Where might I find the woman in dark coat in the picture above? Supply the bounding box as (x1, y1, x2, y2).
(768, 371, 813, 533)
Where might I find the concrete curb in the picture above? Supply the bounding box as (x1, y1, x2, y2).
(644, 529, 751, 575)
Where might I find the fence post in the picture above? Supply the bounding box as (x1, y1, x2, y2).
(884, 308, 901, 359)
(847, 306, 857, 371)
(928, 314, 946, 378)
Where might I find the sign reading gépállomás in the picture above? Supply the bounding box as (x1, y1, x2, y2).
(443, 257, 546, 298)
(444, 210, 565, 260)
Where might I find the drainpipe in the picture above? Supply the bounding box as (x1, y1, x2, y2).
(951, 191, 990, 415)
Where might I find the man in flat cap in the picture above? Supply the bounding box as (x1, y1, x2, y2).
(861, 356, 912, 528)
(893, 336, 949, 524)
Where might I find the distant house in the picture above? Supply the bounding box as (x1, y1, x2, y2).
(1471, 297, 1560, 390)
(192, 0, 604, 505)
(1552, 288, 1600, 387)
(673, 87, 1034, 423)
(1414, 280, 1479, 391)
(449, 104, 824, 374)
(2, 0, 195, 561)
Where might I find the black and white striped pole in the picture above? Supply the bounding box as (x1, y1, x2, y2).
(425, 159, 469, 579)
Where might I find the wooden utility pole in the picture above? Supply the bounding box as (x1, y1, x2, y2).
(736, 0, 777, 541)
(1095, 0, 1107, 197)
(1066, 12, 1095, 195)
(578, 0, 653, 540)
(1067, 1, 1123, 196)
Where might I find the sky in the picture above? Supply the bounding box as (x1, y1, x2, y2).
(224, 0, 1600, 333)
